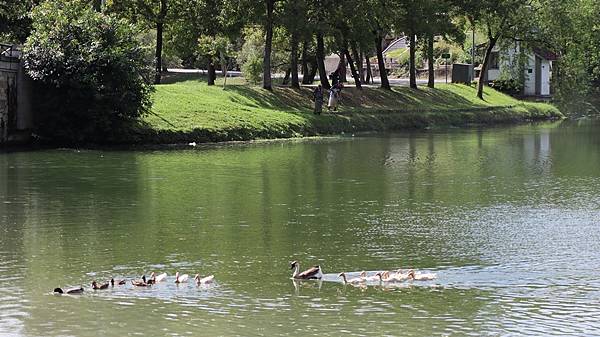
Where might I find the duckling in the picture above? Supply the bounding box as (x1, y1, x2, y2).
(338, 272, 365, 284)
(174, 272, 189, 283)
(290, 261, 323, 279)
(153, 272, 167, 283)
(53, 287, 84, 294)
(131, 275, 150, 287)
(91, 281, 109, 290)
(110, 278, 126, 286)
(389, 269, 411, 282)
(377, 270, 395, 282)
(359, 271, 381, 282)
(407, 270, 437, 281)
(194, 274, 215, 285)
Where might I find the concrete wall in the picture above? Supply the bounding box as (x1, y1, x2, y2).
(0, 52, 34, 144)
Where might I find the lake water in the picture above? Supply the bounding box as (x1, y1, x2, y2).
(1, 119, 600, 336)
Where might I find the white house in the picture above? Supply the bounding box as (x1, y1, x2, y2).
(484, 42, 557, 96)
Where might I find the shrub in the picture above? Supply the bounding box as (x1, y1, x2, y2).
(23, 0, 152, 143)
(490, 78, 524, 96)
(238, 27, 264, 84)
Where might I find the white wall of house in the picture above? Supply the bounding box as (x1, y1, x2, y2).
(523, 53, 536, 96)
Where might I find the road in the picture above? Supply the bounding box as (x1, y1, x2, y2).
(166, 68, 450, 86)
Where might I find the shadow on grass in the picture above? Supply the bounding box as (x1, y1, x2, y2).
(225, 85, 314, 112)
(160, 72, 207, 84)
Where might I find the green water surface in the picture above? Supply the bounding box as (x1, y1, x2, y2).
(1, 119, 600, 336)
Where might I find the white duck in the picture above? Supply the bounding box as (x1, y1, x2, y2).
(359, 271, 381, 282)
(194, 274, 215, 285)
(390, 269, 411, 282)
(290, 261, 323, 280)
(174, 271, 189, 283)
(153, 272, 167, 283)
(338, 272, 365, 284)
(407, 270, 437, 281)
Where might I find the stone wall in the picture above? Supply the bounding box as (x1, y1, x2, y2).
(0, 70, 17, 143)
(1, 51, 34, 144)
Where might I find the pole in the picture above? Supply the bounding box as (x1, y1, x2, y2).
(472, 28, 475, 82)
(445, 59, 448, 84)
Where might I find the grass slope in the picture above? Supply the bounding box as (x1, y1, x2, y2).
(136, 75, 563, 144)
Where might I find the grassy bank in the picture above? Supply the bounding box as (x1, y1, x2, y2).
(133, 74, 563, 144)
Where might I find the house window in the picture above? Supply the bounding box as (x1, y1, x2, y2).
(489, 52, 499, 70)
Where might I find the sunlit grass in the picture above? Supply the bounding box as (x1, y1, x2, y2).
(141, 73, 562, 143)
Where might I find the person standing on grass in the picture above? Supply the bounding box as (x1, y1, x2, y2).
(313, 85, 324, 115)
(328, 82, 342, 112)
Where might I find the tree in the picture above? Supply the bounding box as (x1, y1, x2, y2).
(198, 35, 235, 88)
(461, 0, 534, 99)
(365, 0, 398, 90)
(535, 0, 600, 107)
(23, 0, 152, 143)
(262, 0, 276, 90)
(281, 0, 309, 88)
(0, 0, 38, 42)
(108, 0, 173, 84)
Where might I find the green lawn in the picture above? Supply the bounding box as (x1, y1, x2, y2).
(138, 74, 563, 144)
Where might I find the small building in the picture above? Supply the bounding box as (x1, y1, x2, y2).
(482, 42, 558, 97)
(0, 44, 34, 144)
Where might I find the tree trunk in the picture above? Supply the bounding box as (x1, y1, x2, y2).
(301, 41, 310, 84)
(375, 33, 390, 90)
(208, 58, 216, 85)
(337, 53, 347, 83)
(344, 47, 362, 89)
(316, 32, 331, 89)
(92, 0, 102, 12)
(307, 61, 318, 83)
(351, 41, 363, 84)
(366, 54, 372, 84)
(427, 33, 435, 88)
(409, 31, 417, 89)
(154, 22, 163, 84)
(262, 0, 274, 90)
(290, 35, 300, 88)
(477, 36, 499, 99)
(358, 50, 365, 84)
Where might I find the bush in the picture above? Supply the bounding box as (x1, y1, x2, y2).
(490, 78, 524, 96)
(23, 0, 152, 143)
(238, 27, 264, 84)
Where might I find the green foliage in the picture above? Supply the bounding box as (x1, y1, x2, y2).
(0, 0, 37, 42)
(238, 27, 264, 84)
(23, 0, 153, 143)
(490, 78, 523, 96)
(433, 39, 468, 65)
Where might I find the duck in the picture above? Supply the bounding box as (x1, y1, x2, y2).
(153, 272, 167, 283)
(407, 270, 437, 281)
(338, 272, 365, 284)
(131, 275, 150, 287)
(359, 271, 381, 282)
(91, 281, 109, 290)
(110, 278, 126, 286)
(290, 261, 323, 280)
(377, 270, 395, 282)
(174, 272, 189, 283)
(194, 274, 215, 285)
(53, 286, 84, 294)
